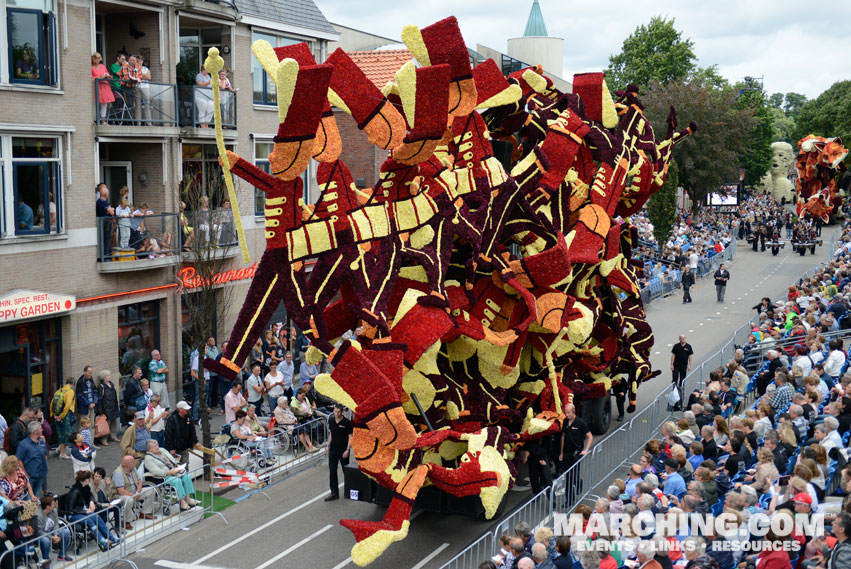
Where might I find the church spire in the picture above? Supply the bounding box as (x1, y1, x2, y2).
(523, 0, 548, 37)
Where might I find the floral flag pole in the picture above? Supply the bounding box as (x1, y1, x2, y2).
(204, 47, 250, 264)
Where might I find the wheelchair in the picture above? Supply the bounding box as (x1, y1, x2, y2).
(214, 423, 275, 472)
(139, 467, 181, 518)
(56, 492, 97, 555)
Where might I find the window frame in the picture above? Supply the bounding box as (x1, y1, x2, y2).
(5, 3, 58, 87)
(251, 29, 314, 106)
(3, 134, 63, 238)
(117, 300, 161, 379)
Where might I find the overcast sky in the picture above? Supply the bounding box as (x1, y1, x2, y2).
(317, 0, 851, 99)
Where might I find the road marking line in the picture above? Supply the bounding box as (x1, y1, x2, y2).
(409, 543, 451, 569)
(190, 484, 343, 565)
(157, 562, 219, 569)
(256, 524, 334, 569)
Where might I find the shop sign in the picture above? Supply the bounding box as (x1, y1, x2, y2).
(176, 263, 258, 291)
(0, 290, 76, 323)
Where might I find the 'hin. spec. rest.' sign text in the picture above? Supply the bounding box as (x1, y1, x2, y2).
(0, 290, 76, 323)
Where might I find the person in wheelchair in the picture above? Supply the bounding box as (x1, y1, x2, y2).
(231, 410, 275, 463)
(244, 405, 267, 436)
(34, 495, 73, 563)
(143, 440, 198, 512)
(274, 397, 315, 453)
(64, 470, 121, 552)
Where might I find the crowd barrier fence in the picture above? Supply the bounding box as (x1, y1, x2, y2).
(437, 229, 842, 569)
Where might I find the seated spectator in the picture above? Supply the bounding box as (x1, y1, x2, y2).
(65, 470, 121, 551)
(230, 410, 275, 462)
(35, 494, 73, 563)
(90, 466, 120, 530)
(112, 455, 154, 528)
(245, 404, 267, 436)
(552, 535, 574, 568)
(143, 439, 197, 511)
(688, 441, 705, 470)
(0, 455, 34, 502)
(662, 457, 686, 498)
(68, 431, 95, 473)
(120, 411, 150, 464)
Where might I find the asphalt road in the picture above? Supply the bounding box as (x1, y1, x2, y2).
(127, 226, 839, 569)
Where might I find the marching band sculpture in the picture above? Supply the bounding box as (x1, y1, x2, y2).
(204, 16, 696, 565)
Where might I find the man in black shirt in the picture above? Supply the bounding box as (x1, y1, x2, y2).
(699, 425, 718, 461)
(764, 432, 788, 475)
(713, 263, 730, 302)
(324, 404, 353, 502)
(670, 335, 693, 411)
(559, 403, 592, 504)
(681, 266, 695, 303)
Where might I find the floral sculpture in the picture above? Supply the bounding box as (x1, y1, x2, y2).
(795, 134, 848, 222)
(204, 16, 695, 566)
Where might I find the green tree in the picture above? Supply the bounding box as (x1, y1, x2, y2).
(605, 16, 696, 92)
(793, 80, 851, 157)
(783, 92, 808, 118)
(642, 79, 757, 212)
(734, 88, 774, 186)
(768, 92, 784, 109)
(769, 107, 797, 145)
(646, 159, 679, 245)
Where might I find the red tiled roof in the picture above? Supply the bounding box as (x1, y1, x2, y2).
(347, 49, 413, 91)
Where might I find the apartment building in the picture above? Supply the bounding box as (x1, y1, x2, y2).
(0, 0, 338, 421)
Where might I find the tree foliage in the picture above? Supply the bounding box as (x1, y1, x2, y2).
(768, 92, 784, 109)
(734, 89, 774, 186)
(783, 92, 808, 118)
(793, 80, 851, 156)
(642, 79, 757, 212)
(605, 16, 697, 92)
(646, 159, 679, 246)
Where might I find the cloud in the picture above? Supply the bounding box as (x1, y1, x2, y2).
(316, 0, 851, 98)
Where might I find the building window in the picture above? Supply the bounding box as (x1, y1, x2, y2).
(177, 27, 221, 85)
(252, 31, 312, 106)
(253, 140, 307, 215)
(6, 0, 58, 86)
(3, 135, 63, 236)
(118, 301, 160, 378)
(182, 142, 228, 206)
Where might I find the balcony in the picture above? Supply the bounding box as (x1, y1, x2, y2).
(178, 85, 237, 138)
(93, 79, 180, 136)
(93, 80, 237, 137)
(96, 212, 181, 272)
(179, 208, 241, 261)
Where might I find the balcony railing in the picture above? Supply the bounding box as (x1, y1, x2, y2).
(180, 208, 239, 254)
(96, 212, 180, 269)
(94, 79, 178, 126)
(178, 85, 237, 129)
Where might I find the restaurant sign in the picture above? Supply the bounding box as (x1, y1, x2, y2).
(176, 263, 258, 291)
(0, 290, 76, 324)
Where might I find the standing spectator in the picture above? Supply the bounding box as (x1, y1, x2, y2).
(148, 349, 170, 409)
(324, 404, 353, 502)
(670, 335, 694, 411)
(187, 348, 200, 422)
(558, 404, 592, 502)
(279, 351, 295, 400)
(218, 69, 235, 123)
(163, 401, 202, 463)
(194, 66, 214, 127)
(95, 370, 121, 445)
(0, 413, 5, 456)
(145, 395, 169, 445)
(136, 55, 152, 125)
(299, 357, 318, 388)
(244, 364, 265, 412)
(108, 52, 124, 90)
(16, 422, 48, 496)
(204, 337, 220, 410)
(120, 411, 149, 465)
(76, 365, 99, 430)
(5, 408, 32, 456)
(115, 197, 132, 248)
(713, 263, 730, 302)
(223, 382, 246, 424)
(681, 266, 695, 303)
(124, 365, 145, 412)
(119, 54, 141, 123)
(91, 52, 113, 125)
(264, 361, 286, 416)
(95, 183, 115, 259)
(51, 378, 76, 459)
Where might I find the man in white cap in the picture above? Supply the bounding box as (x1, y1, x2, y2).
(163, 401, 202, 463)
